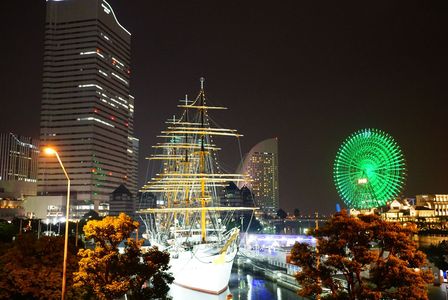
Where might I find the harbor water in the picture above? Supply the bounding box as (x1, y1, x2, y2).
(169, 264, 448, 300)
(169, 265, 305, 300)
(168, 234, 448, 299)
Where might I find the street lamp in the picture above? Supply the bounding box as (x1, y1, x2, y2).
(44, 147, 71, 300)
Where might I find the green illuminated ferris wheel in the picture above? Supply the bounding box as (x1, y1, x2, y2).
(333, 128, 406, 209)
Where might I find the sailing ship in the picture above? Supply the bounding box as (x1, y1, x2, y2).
(138, 78, 256, 294)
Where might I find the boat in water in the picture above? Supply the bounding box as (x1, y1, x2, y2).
(138, 78, 256, 294)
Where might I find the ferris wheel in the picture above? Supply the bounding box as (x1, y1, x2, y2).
(333, 128, 406, 209)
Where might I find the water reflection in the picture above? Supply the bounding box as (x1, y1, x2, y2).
(415, 234, 448, 248)
(168, 266, 304, 300)
(228, 267, 304, 300)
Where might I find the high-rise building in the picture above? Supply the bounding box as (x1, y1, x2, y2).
(238, 138, 279, 214)
(38, 0, 137, 217)
(0, 132, 39, 198)
(128, 136, 139, 195)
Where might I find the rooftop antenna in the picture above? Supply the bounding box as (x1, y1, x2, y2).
(200, 77, 205, 90)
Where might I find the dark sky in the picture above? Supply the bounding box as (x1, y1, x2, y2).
(1, 1, 447, 214)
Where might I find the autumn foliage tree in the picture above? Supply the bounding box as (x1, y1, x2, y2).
(0, 234, 81, 300)
(74, 213, 173, 300)
(290, 210, 433, 300)
(0, 221, 18, 243)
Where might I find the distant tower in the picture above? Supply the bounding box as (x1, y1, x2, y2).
(38, 0, 137, 218)
(238, 138, 279, 214)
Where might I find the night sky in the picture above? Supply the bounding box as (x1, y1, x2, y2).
(1, 1, 447, 214)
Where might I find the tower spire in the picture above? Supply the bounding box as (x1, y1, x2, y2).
(200, 77, 205, 90)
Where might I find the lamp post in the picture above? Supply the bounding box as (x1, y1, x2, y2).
(315, 211, 321, 300)
(44, 147, 70, 300)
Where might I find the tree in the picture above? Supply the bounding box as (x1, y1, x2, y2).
(77, 210, 102, 237)
(74, 213, 173, 300)
(82, 210, 101, 221)
(277, 208, 287, 219)
(293, 208, 301, 218)
(0, 221, 18, 243)
(422, 240, 448, 271)
(0, 234, 83, 300)
(290, 210, 433, 300)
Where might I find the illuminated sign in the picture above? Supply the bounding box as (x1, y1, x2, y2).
(357, 178, 368, 184)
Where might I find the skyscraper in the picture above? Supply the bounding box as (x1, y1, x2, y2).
(0, 132, 39, 198)
(238, 138, 279, 214)
(38, 0, 137, 216)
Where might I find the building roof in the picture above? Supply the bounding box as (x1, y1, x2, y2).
(414, 206, 433, 211)
(112, 184, 131, 195)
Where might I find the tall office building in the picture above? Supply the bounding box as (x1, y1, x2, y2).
(238, 138, 279, 214)
(0, 133, 39, 198)
(128, 136, 139, 196)
(38, 0, 137, 216)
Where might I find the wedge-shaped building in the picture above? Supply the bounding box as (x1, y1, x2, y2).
(238, 138, 279, 214)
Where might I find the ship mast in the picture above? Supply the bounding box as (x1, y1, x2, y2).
(199, 77, 207, 243)
(139, 77, 252, 244)
(184, 94, 190, 225)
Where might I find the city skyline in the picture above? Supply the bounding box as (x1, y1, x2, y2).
(0, 1, 447, 214)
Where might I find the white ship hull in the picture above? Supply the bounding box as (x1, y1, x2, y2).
(169, 242, 237, 294)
